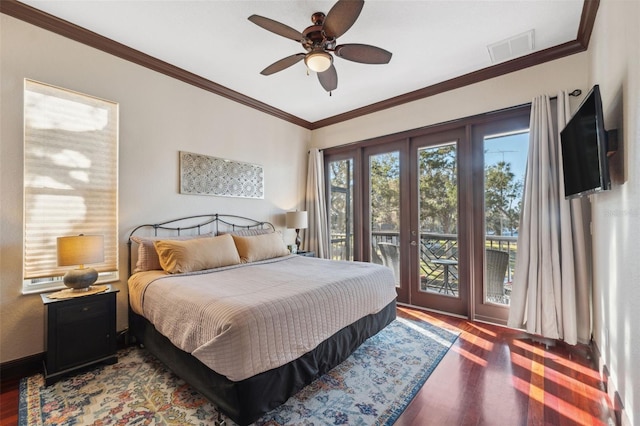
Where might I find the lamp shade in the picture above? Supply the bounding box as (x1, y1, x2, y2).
(57, 234, 104, 267)
(286, 211, 308, 230)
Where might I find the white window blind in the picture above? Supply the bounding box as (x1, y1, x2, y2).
(23, 80, 119, 293)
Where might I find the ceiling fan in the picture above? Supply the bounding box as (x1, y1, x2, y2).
(248, 0, 392, 93)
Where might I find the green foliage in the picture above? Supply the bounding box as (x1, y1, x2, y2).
(484, 161, 523, 235)
(418, 145, 457, 234)
(329, 160, 353, 236)
(328, 147, 523, 239)
(369, 153, 400, 230)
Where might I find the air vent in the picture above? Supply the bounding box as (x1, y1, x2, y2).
(487, 29, 535, 63)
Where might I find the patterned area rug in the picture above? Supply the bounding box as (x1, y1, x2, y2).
(20, 317, 458, 425)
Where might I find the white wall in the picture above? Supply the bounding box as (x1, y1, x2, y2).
(587, 0, 640, 423)
(310, 53, 589, 149)
(0, 15, 310, 363)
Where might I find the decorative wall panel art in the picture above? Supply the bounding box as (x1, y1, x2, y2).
(179, 151, 264, 199)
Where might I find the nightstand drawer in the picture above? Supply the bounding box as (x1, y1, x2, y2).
(57, 300, 108, 324)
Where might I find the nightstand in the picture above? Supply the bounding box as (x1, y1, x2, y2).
(296, 251, 316, 257)
(41, 286, 119, 385)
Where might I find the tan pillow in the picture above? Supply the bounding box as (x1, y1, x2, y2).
(154, 234, 241, 274)
(131, 233, 213, 272)
(232, 232, 290, 263)
(219, 228, 273, 237)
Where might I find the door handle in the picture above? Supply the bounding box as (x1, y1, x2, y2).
(410, 241, 417, 246)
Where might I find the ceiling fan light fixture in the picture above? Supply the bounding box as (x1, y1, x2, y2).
(305, 50, 332, 73)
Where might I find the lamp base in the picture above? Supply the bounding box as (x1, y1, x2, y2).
(295, 229, 302, 253)
(63, 268, 98, 291)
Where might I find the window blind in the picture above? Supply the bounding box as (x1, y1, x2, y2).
(23, 80, 118, 289)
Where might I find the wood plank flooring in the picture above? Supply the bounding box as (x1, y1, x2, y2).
(0, 306, 617, 425)
(395, 306, 617, 425)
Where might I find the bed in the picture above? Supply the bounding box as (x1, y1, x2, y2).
(127, 214, 397, 425)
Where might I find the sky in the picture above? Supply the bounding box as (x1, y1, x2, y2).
(484, 131, 529, 182)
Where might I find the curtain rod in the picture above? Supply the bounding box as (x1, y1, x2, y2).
(551, 89, 582, 100)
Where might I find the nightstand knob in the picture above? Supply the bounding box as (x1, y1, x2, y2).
(82, 307, 90, 312)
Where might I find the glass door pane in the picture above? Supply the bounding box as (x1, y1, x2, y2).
(417, 143, 459, 297)
(328, 159, 354, 261)
(410, 128, 467, 316)
(369, 151, 400, 286)
(483, 131, 528, 306)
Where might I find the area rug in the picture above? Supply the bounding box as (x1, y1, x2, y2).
(20, 316, 458, 425)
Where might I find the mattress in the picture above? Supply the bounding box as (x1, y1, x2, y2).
(128, 254, 397, 381)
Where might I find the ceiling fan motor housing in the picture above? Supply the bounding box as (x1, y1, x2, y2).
(302, 13, 336, 52)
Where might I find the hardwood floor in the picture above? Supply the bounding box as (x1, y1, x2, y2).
(0, 306, 617, 426)
(395, 306, 617, 426)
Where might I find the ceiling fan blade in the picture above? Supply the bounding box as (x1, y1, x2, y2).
(323, 0, 364, 39)
(260, 53, 305, 75)
(248, 15, 304, 42)
(335, 44, 392, 64)
(318, 64, 338, 92)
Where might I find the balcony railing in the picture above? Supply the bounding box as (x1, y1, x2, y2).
(330, 231, 517, 303)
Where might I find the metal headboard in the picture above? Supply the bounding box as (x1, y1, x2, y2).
(127, 213, 276, 276)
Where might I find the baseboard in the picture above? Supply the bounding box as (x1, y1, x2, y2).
(0, 329, 129, 384)
(592, 340, 630, 426)
(0, 352, 43, 382)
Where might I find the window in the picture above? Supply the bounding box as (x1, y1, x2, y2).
(23, 80, 119, 293)
(327, 157, 354, 261)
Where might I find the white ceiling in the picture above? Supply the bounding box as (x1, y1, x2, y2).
(19, 0, 584, 123)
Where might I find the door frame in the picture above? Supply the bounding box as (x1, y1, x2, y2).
(408, 127, 469, 316)
(324, 103, 532, 324)
(362, 140, 410, 303)
(470, 107, 531, 324)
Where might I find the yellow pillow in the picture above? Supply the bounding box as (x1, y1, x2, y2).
(154, 234, 241, 274)
(232, 232, 290, 263)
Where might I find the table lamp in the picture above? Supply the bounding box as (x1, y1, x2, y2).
(57, 234, 104, 291)
(286, 211, 308, 253)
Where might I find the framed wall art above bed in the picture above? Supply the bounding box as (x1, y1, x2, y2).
(126, 213, 397, 425)
(179, 151, 264, 199)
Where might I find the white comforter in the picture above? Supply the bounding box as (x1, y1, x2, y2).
(128, 255, 397, 381)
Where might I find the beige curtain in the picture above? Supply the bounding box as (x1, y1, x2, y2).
(305, 148, 330, 258)
(507, 92, 592, 345)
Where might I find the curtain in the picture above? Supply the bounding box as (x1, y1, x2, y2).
(305, 148, 330, 258)
(507, 92, 592, 345)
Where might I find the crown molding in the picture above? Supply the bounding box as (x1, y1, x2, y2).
(1, 0, 597, 130)
(311, 39, 587, 129)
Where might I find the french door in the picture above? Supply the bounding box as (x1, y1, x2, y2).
(471, 114, 530, 324)
(358, 130, 467, 315)
(325, 105, 530, 323)
(408, 128, 468, 316)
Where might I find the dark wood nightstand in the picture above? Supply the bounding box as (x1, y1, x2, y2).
(296, 251, 316, 257)
(41, 286, 119, 385)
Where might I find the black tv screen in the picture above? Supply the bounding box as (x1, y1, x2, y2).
(560, 85, 610, 199)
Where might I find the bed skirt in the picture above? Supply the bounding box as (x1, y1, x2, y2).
(129, 299, 396, 425)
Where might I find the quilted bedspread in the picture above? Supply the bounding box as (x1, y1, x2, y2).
(128, 255, 397, 381)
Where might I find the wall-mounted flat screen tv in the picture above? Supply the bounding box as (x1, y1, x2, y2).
(560, 85, 610, 199)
